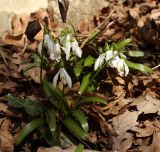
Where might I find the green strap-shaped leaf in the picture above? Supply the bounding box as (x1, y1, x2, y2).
(77, 96, 107, 106)
(16, 118, 43, 145)
(24, 100, 44, 116)
(62, 117, 86, 140)
(128, 50, 144, 57)
(74, 59, 85, 77)
(78, 73, 92, 94)
(116, 38, 132, 50)
(5, 94, 24, 108)
(45, 108, 56, 134)
(125, 60, 152, 73)
(74, 143, 84, 152)
(43, 79, 69, 116)
(84, 55, 95, 67)
(72, 110, 89, 133)
(6, 94, 43, 116)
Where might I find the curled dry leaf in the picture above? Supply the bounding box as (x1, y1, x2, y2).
(12, 15, 29, 36)
(0, 119, 14, 152)
(24, 67, 46, 83)
(37, 145, 99, 152)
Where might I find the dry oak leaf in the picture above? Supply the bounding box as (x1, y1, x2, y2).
(139, 131, 160, 152)
(24, 67, 46, 83)
(37, 146, 99, 152)
(0, 119, 14, 152)
(96, 95, 134, 116)
(130, 94, 160, 114)
(11, 15, 29, 36)
(112, 110, 138, 151)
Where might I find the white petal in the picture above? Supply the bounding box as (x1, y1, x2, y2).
(124, 61, 129, 76)
(117, 59, 129, 77)
(60, 68, 66, 85)
(72, 40, 82, 58)
(50, 43, 61, 61)
(61, 68, 72, 88)
(109, 56, 120, 68)
(105, 50, 114, 61)
(44, 34, 56, 54)
(53, 70, 60, 88)
(94, 54, 105, 71)
(38, 41, 43, 54)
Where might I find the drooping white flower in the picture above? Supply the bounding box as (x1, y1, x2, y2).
(62, 34, 71, 60)
(38, 34, 61, 61)
(50, 43, 61, 62)
(105, 50, 120, 68)
(117, 59, 129, 77)
(62, 34, 82, 60)
(94, 53, 106, 71)
(71, 37, 82, 58)
(53, 68, 72, 88)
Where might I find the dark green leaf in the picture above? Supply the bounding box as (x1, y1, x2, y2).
(24, 100, 44, 116)
(74, 59, 85, 77)
(78, 73, 92, 94)
(39, 125, 60, 146)
(6, 94, 43, 116)
(62, 117, 86, 140)
(125, 60, 152, 73)
(77, 96, 107, 106)
(16, 118, 43, 145)
(45, 108, 56, 134)
(5, 94, 24, 108)
(84, 55, 95, 67)
(43, 79, 69, 116)
(75, 143, 84, 152)
(72, 110, 89, 133)
(43, 79, 61, 108)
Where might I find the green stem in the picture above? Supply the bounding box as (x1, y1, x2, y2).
(83, 52, 121, 93)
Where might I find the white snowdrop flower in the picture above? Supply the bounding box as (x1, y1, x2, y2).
(105, 50, 120, 68)
(71, 37, 82, 58)
(117, 59, 129, 77)
(38, 34, 61, 61)
(62, 34, 71, 60)
(53, 68, 72, 88)
(62, 34, 82, 60)
(94, 53, 106, 71)
(50, 43, 61, 62)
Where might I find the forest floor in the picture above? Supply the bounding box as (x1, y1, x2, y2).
(0, 0, 160, 152)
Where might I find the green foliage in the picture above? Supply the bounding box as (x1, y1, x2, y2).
(78, 73, 92, 94)
(84, 55, 95, 67)
(62, 117, 86, 140)
(125, 60, 152, 73)
(16, 118, 44, 145)
(77, 96, 107, 106)
(45, 108, 57, 133)
(74, 59, 85, 77)
(72, 109, 89, 133)
(6, 94, 44, 116)
(128, 50, 145, 57)
(75, 143, 84, 152)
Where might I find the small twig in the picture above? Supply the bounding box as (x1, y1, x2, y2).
(152, 64, 160, 70)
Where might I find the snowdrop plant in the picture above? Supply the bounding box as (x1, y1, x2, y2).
(7, 26, 152, 150)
